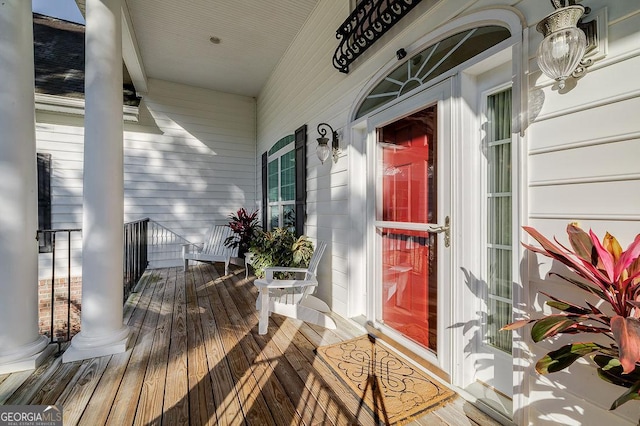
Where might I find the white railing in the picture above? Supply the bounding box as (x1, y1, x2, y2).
(147, 220, 193, 268)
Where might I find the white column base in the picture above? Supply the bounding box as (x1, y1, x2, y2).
(62, 324, 130, 363)
(0, 336, 54, 375)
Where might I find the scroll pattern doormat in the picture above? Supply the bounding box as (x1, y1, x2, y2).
(317, 335, 455, 425)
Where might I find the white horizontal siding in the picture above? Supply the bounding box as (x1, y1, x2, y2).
(36, 78, 256, 276)
(528, 374, 637, 426)
(524, 4, 640, 425)
(529, 138, 640, 184)
(127, 78, 257, 246)
(530, 181, 640, 218)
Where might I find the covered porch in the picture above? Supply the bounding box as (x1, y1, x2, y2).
(0, 263, 498, 425)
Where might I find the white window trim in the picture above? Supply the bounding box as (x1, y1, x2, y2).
(267, 139, 295, 230)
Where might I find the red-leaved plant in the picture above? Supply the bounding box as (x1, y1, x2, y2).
(504, 223, 640, 409)
(224, 208, 260, 257)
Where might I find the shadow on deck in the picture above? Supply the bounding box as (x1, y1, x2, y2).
(0, 264, 501, 425)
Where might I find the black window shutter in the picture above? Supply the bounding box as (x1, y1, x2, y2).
(37, 153, 52, 253)
(294, 124, 307, 237)
(261, 151, 268, 230)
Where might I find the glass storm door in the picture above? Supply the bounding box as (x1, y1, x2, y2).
(370, 80, 451, 358)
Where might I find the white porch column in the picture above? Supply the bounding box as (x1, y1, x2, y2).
(63, 0, 130, 363)
(0, 0, 52, 373)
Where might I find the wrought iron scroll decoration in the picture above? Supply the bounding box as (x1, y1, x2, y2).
(333, 0, 424, 73)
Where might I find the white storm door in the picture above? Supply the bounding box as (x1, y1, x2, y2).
(367, 79, 452, 371)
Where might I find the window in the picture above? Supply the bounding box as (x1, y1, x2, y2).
(37, 153, 52, 253)
(261, 125, 307, 236)
(267, 137, 296, 231)
(355, 25, 510, 118)
(485, 88, 513, 354)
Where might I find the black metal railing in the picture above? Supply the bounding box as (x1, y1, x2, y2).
(123, 218, 149, 302)
(333, 0, 423, 73)
(37, 228, 81, 347)
(37, 220, 149, 348)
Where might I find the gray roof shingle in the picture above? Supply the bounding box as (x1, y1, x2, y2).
(33, 13, 140, 107)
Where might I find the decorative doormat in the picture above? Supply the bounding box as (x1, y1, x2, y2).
(316, 335, 456, 425)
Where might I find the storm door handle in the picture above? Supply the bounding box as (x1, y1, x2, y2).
(427, 216, 450, 248)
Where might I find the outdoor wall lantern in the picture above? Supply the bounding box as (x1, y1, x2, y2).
(316, 123, 340, 164)
(536, 0, 598, 89)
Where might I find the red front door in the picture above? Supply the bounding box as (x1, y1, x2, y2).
(379, 105, 438, 351)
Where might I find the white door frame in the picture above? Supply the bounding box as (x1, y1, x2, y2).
(458, 59, 516, 399)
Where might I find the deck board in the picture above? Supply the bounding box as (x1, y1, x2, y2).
(185, 266, 217, 426)
(59, 355, 111, 424)
(96, 269, 164, 425)
(223, 272, 331, 425)
(134, 267, 175, 426)
(203, 266, 279, 425)
(0, 263, 502, 426)
(0, 369, 37, 405)
(4, 351, 62, 406)
(195, 267, 243, 425)
(163, 268, 190, 425)
(226, 271, 354, 425)
(33, 357, 80, 406)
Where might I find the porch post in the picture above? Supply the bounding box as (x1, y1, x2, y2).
(0, 0, 52, 373)
(63, 0, 130, 362)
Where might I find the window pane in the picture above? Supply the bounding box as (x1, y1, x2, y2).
(488, 248, 512, 299)
(487, 196, 511, 246)
(381, 229, 437, 352)
(487, 90, 512, 141)
(488, 299, 512, 353)
(380, 105, 437, 224)
(283, 205, 295, 233)
(269, 134, 294, 156)
(269, 206, 279, 230)
(280, 150, 296, 201)
(415, 30, 470, 82)
(488, 143, 511, 193)
(268, 160, 279, 202)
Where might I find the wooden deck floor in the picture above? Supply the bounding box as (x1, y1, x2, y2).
(0, 264, 501, 425)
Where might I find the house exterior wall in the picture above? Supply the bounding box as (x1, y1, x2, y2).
(524, 1, 640, 423)
(257, 0, 640, 424)
(36, 77, 257, 278)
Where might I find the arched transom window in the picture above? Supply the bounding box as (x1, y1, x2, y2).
(355, 25, 511, 118)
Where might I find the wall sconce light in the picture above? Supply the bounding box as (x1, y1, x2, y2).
(316, 123, 340, 164)
(536, 0, 598, 89)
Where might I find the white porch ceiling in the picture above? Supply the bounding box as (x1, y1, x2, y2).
(75, 0, 320, 97)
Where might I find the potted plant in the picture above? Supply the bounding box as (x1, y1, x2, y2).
(248, 227, 314, 278)
(224, 208, 260, 258)
(504, 223, 640, 409)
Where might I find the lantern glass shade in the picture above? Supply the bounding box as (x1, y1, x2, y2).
(316, 138, 331, 164)
(537, 26, 586, 89)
